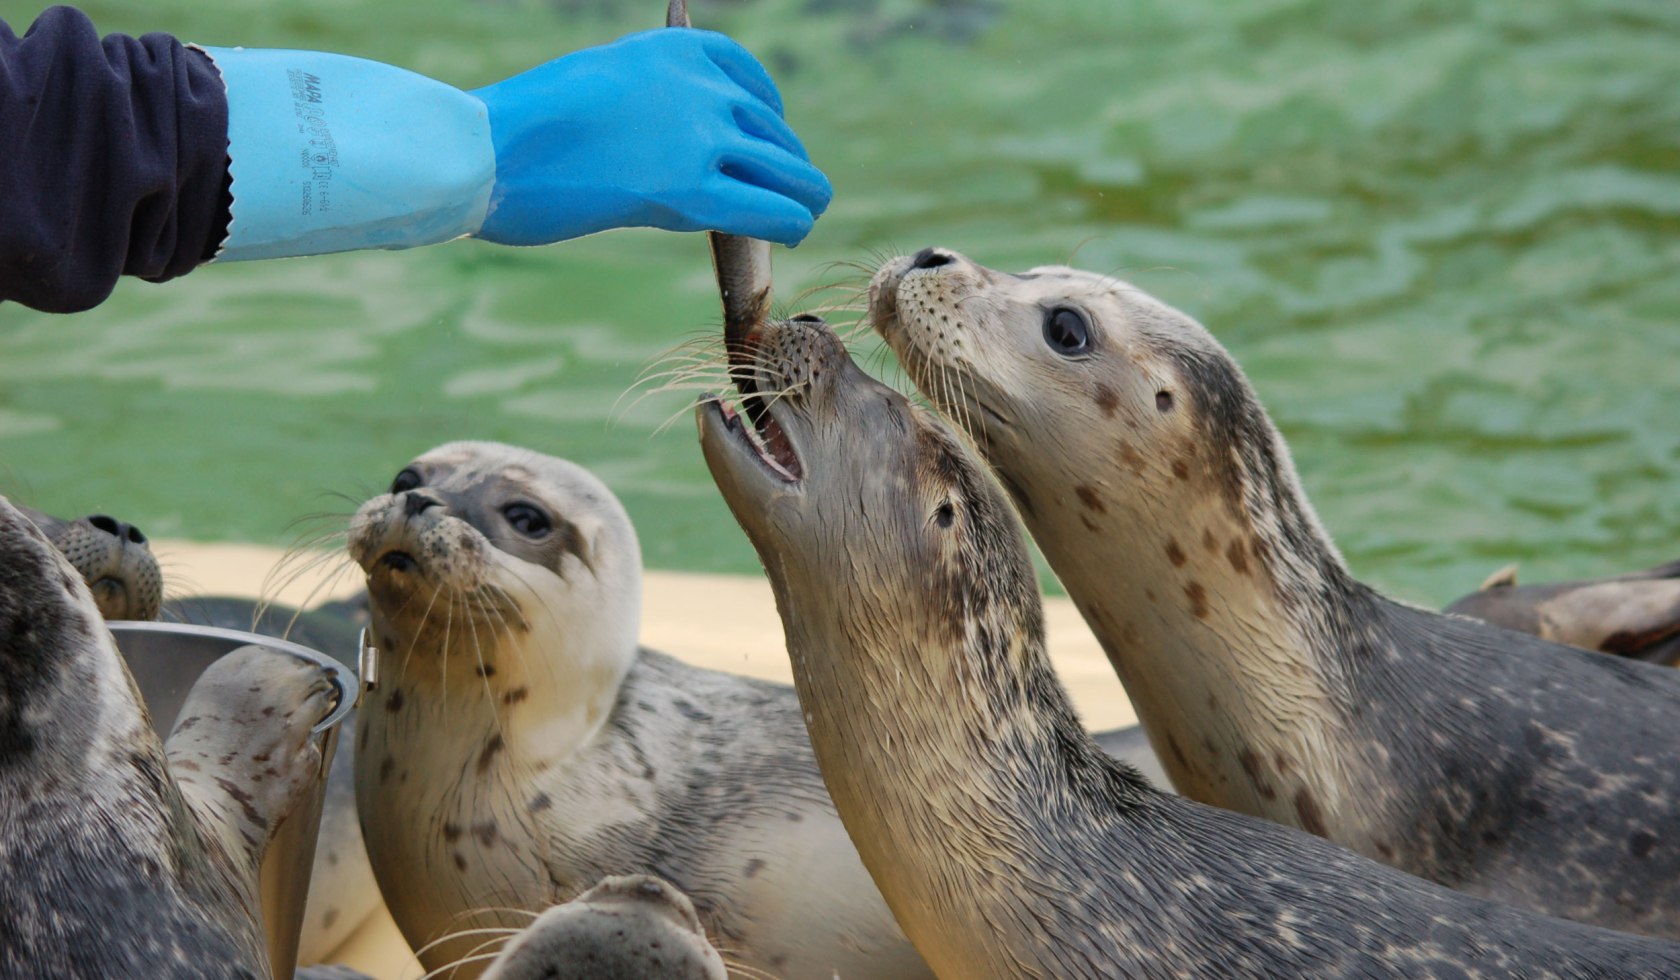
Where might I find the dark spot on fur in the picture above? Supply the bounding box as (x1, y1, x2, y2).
(261, 706, 275, 717)
(474, 663, 496, 678)
(1294, 789, 1328, 837)
(385, 689, 405, 712)
(443, 822, 462, 842)
(1094, 384, 1120, 417)
(1172, 459, 1190, 480)
(1118, 440, 1146, 473)
(673, 699, 712, 723)
(326, 850, 340, 866)
(502, 686, 529, 706)
(454, 851, 467, 872)
(478, 733, 505, 773)
(1075, 485, 1107, 513)
(1080, 514, 1099, 532)
(1164, 540, 1187, 568)
(474, 821, 498, 847)
(1630, 831, 1658, 859)
(786, 811, 804, 822)
(322, 908, 339, 930)
(530, 793, 552, 812)
(175, 716, 200, 733)
(1166, 734, 1191, 771)
(1184, 581, 1209, 619)
(1375, 840, 1395, 860)
(1144, 588, 1158, 603)
(175, 758, 200, 772)
(744, 858, 766, 878)
(1237, 749, 1276, 800)
(1201, 528, 1217, 553)
(1226, 539, 1250, 575)
(1274, 752, 1291, 775)
(380, 757, 396, 784)
(215, 777, 266, 829)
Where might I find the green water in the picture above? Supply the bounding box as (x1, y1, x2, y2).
(2, 0, 1676, 606)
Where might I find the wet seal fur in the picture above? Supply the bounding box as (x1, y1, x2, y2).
(348, 441, 932, 979)
(698, 314, 1680, 978)
(869, 248, 1680, 938)
(481, 874, 726, 980)
(0, 495, 334, 977)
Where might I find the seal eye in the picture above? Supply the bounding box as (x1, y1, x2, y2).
(503, 503, 552, 538)
(1042, 307, 1091, 356)
(390, 468, 422, 494)
(934, 502, 956, 528)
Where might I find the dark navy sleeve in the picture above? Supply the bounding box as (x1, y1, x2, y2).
(0, 6, 232, 314)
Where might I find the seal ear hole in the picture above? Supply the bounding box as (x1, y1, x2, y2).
(390, 468, 422, 494)
(502, 502, 552, 539)
(1042, 306, 1092, 357)
(934, 501, 956, 528)
(1156, 391, 1174, 413)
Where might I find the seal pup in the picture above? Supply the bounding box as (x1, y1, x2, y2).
(868, 247, 1680, 938)
(697, 313, 1680, 978)
(0, 494, 336, 977)
(348, 441, 933, 979)
(477, 875, 727, 980)
(1447, 559, 1680, 666)
(17, 503, 162, 620)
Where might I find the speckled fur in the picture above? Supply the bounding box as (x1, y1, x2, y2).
(0, 496, 327, 978)
(481, 874, 726, 980)
(870, 249, 1680, 939)
(699, 316, 1680, 978)
(18, 504, 162, 621)
(348, 442, 930, 979)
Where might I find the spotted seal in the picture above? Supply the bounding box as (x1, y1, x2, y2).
(478, 874, 726, 980)
(867, 247, 1680, 938)
(17, 503, 162, 621)
(0, 494, 336, 977)
(697, 312, 1680, 977)
(1447, 559, 1680, 666)
(347, 441, 933, 979)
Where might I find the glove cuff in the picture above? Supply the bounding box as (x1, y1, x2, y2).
(200, 46, 495, 262)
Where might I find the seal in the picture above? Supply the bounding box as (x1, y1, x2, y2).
(867, 247, 1680, 938)
(696, 312, 1680, 977)
(1446, 559, 1680, 666)
(478, 875, 727, 980)
(347, 441, 933, 979)
(162, 594, 382, 966)
(0, 494, 335, 977)
(18, 503, 162, 621)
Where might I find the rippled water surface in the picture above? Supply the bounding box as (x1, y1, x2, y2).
(2, 0, 1676, 604)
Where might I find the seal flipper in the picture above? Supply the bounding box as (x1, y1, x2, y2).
(166, 645, 336, 895)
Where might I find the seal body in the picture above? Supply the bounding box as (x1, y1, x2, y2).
(1446, 560, 1680, 666)
(348, 441, 931, 979)
(868, 248, 1680, 938)
(697, 314, 1680, 978)
(481, 875, 726, 980)
(0, 495, 330, 977)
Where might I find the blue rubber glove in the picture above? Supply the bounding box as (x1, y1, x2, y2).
(202, 29, 830, 262)
(475, 29, 831, 247)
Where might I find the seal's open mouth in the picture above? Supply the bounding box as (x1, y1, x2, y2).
(708, 393, 802, 483)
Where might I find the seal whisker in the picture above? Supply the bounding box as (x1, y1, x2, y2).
(410, 925, 523, 960)
(418, 950, 501, 980)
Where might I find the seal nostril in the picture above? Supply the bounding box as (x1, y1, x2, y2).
(88, 515, 120, 536)
(125, 524, 146, 545)
(911, 248, 953, 270)
(403, 492, 441, 518)
(791, 313, 825, 325)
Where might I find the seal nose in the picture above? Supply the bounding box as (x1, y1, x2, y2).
(87, 514, 147, 546)
(911, 247, 954, 270)
(403, 492, 442, 518)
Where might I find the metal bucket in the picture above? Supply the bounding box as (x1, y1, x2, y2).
(109, 621, 358, 980)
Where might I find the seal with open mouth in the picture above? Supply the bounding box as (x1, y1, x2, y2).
(697, 313, 1680, 977)
(0, 494, 336, 977)
(867, 247, 1680, 938)
(348, 440, 932, 979)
